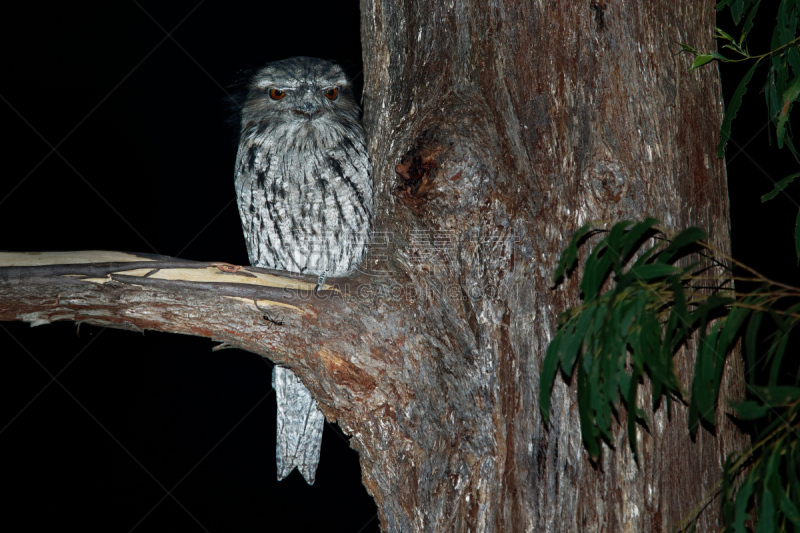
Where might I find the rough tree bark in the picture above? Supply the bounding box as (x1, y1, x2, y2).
(0, 0, 748, 531)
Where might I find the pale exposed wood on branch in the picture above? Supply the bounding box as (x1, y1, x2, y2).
(0, 250, 356, 358)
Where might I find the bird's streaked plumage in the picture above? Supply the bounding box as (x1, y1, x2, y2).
(234, 57, 372, 484)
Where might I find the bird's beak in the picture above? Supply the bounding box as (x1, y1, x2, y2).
(292, 101, 322, 120)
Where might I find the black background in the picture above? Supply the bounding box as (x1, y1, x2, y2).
(0, 1, 378, 532)
(1, 2, 797, 532)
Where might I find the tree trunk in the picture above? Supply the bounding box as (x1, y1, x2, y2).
(0, 1, 748, 531)
(356, 0, 746, 530)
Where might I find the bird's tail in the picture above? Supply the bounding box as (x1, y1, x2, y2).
(273, 366, 324, 484)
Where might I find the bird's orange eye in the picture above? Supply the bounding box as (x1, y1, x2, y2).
(324, 87, 339, 100)
(269, 89, 285, 100)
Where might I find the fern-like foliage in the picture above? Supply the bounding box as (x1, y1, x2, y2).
(540, 219, 800, 532)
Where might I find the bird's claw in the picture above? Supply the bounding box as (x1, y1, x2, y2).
(314, 271, 328, 296)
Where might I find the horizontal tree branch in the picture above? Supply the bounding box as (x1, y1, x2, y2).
(0, 250, 484, 530)
(0, 251, 371, 369)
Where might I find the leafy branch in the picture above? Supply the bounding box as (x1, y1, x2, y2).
(540, 219, 800, 532)
(680, 0, 800, 260)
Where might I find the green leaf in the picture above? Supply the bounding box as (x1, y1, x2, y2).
(789, 453, 800, 506)
(776, 0, 797, 46)
(577, 363, 601, 460)
(690, 295, 736, 326)
(750, 385, 800, 406)
(733, 476, 754, 532)
(716, 0, 736, 11)
(553, 224, 594, 284)
(776, 74, 800, 149)
(767, 330, 790, 386)
(668, 276, 691, 345)
(721, 44, 743, 56)
(606, 221, 633, 276)
(769, 448, 800, 526)
(742, 0, 762, 37)
(689, 54, 715, 71)
(744, 308, 764, 385)
(560, 308, 596, 372)
(677, 42, 699, 55)
(731, 0, 744, 24)
(539, 335, 562, 425)
(758, 445, 782, 533)
(617, 218, 658, 265)
(716, 304, 750, 363)
(722, 454, 736, 524)
(777, 481, 800, 525)
(704, 325, 725, 426)
(627, 368, 640, 463)
(731, 399, 769, 419)
(689, 340, 705, 436)
(761, 171, 800, 201)
(690, 323, 724, 433)
(656, 227, 707, 264)
(716, 27, 736, 41)
(767, 59, 782, 126)
(718, 60, 761, 157)
(580, 236, 614, 299)
(789, 46, 800, 82)
(626, 263, 682, 281)
(755, 485, 775, 533)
